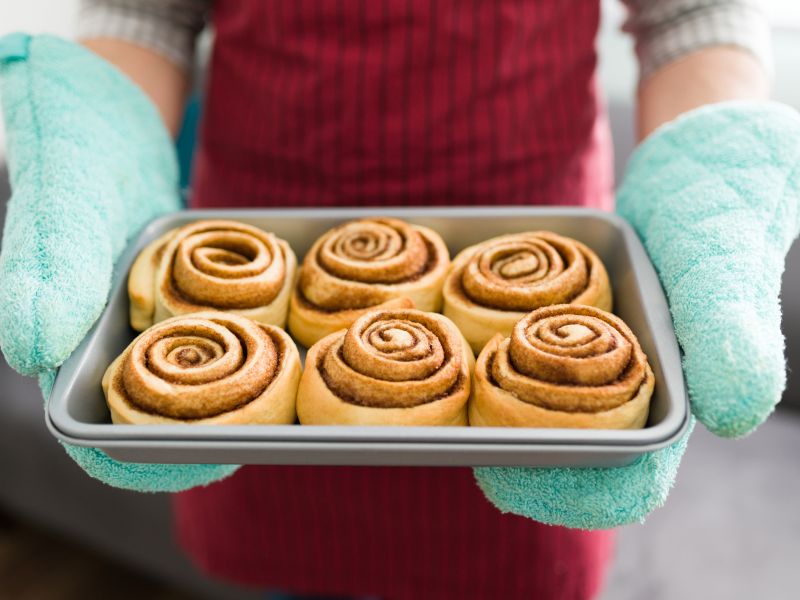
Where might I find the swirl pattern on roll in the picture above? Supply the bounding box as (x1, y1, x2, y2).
(297, 309, 471, 425)
(299, 218, 447, 309)
(491, 304, 651, 413)
(104, 312, 300, 424)
(167, 221, 287, 309)
(443, 231, 612, 353)
(469, 304, 653, 429)
(318, 218, 429, 286)
(129, 220, 296, 331)
(451, 231, 610, 311)
(288, 218, 450, 348)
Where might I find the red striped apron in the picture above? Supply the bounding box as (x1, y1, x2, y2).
(178, 1, 615, 598)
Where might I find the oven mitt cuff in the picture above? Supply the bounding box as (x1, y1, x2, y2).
(39, 372, 239, 492)
(617, 101, 800, 438)
(0, 33, 181, 376)
(474, 419, 693, 530)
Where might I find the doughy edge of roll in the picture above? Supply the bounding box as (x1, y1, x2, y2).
(288, 294, 415, 349)
(296, 328, 474, 426)
(103, 323, 301, 425)
(129, 228, 178, 332)
(443, 295, 528, 355)
(469, 334, 653, 429)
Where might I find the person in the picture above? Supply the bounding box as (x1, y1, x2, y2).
(0, 1, 795, 599)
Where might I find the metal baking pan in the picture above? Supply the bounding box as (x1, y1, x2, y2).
(46, 207, 690, 467)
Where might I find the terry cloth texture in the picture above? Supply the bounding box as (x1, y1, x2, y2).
(474, 101, 800, 530)
(0, 33, 181, 375)
(474, 419, 693, 530)
(39, 371, 238, 492)
(0, 34, 236, 492)
(619, 101, 800, 438)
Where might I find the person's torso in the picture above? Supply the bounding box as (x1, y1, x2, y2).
(191, 0, 612, 209)
(180, 2, 615, 599)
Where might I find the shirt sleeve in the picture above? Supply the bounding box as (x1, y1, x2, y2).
(621, 0, 773, 80)
(77, 0, 211, 72)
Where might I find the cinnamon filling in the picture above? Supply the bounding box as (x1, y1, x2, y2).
(116, 314, 285, 420)
(299, 218, 444, 311)
(486, 304, 651, 413)
(316, 309, 467, 409)
(454, 232, 604, 311)
(159, 221, 289, 310)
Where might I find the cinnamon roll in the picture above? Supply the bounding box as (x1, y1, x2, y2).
(287, 218, 450, 347)
(470, 304, 653, 429)
(443, 231, 612, 354)
(129, 220, 297, 331)
(103, 312, 301, 425)
(297, 309, 473, 426)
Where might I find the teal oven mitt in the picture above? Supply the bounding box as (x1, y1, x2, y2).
(474, 101, 800, 529)
(0, 34, 238, 491)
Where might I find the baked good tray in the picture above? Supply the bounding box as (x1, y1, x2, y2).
(46, 207, 690, 467)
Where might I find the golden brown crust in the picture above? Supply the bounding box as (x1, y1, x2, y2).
(297, 308, 472, 426)
(103, 312, 301, 425)
(128, 220, 297, 331)
(128, 229, 176, 332)
(287, 218, 450, 347)
(469, 305, 653, 429)
(443, 231, 612, 354)
(288, 293, 415, 349)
